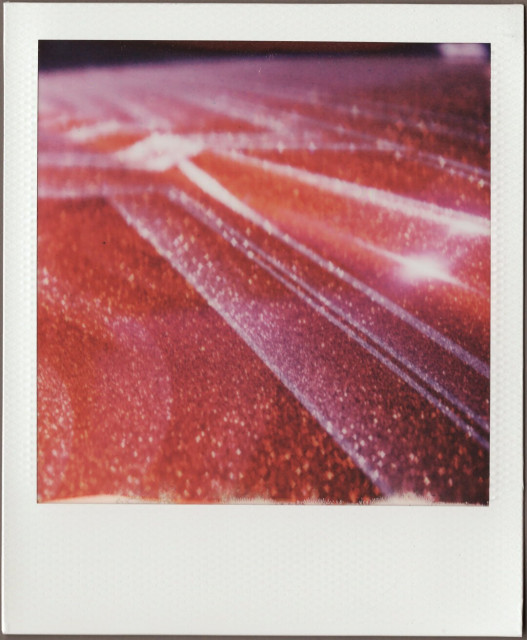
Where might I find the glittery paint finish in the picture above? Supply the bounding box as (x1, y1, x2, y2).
(37, 54, 490, 504)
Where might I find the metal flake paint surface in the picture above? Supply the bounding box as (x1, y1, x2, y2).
(37, 54, 490, 504)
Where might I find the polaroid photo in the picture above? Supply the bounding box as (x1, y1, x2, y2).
(3, 3, 524, 635)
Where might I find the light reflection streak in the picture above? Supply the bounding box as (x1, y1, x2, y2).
(177, 159, 490, 378)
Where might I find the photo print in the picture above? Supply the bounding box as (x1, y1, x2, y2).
(37, 41, 490, 504)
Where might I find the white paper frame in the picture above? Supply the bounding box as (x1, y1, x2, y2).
(3, 3, 524, 635)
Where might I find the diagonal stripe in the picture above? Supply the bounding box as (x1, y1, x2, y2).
(167, 186, 489, 441)
(224, 150, 490, 235)
(177, 159, 490, 378)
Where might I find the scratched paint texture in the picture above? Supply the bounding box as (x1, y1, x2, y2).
(37, 52, 490, 504)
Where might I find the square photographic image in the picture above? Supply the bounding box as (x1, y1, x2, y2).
(37, 41, 491, 505)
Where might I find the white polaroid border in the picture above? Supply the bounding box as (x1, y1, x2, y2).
(3, 3, 524, 635)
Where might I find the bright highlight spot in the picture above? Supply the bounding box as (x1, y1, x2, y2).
(354, 239, 461, 287)
(116, 133, 204, 171)
(398, 254, 458, 285)
(438, 44, 488, 60)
